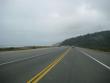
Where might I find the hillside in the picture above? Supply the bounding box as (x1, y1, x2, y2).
(60, 31, 110, 51)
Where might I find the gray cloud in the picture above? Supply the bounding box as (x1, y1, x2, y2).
(0, 0, 110, 47)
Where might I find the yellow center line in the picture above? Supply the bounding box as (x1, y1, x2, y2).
(27, 48, 71, 83)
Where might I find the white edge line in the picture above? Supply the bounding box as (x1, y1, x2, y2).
(78, 49, 110, 70)
(0, 48, 68, 66)
(0, 53, 50, 66)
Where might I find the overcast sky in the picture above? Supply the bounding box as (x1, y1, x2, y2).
(0, 0, 110, 47)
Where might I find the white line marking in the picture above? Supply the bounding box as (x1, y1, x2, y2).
(0, 53, 49, 66)
(0, 48, 67, 66)
(79, 50, 110, 70)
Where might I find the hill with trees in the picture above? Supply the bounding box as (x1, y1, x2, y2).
(60, 31, 110, 51)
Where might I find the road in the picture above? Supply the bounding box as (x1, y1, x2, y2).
(0, 47, 110, 83)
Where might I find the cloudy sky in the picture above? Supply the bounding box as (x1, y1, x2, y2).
(0, 0, 110, 47)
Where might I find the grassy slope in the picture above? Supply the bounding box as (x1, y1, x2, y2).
(0, 46, 50, 51)
(61, 31, 110, 52)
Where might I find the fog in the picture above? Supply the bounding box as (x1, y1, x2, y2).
(0, 0, 110, 47)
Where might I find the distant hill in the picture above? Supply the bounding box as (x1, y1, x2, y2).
(60, 31, 110, 51)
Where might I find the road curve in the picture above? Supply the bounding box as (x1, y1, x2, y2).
(0, 47, 110, 83)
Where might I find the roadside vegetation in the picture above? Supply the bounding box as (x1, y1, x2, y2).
(0, 46, 50, 51)
(60, 31, 110, 52)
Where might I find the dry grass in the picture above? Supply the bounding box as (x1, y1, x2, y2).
(0, 46, 50, 51)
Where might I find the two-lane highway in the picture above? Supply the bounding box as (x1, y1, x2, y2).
(0, 47, 68, 83)
(0, 47, 110, 83)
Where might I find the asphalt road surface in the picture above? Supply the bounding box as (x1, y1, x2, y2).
(0, 47, 110, 83)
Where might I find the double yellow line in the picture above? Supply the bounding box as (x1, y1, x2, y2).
(27, 48, 71, 83)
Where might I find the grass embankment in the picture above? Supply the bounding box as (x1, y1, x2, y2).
(0, 46, 50, 51)
(92, 48, 110, 52)
(83, 47, 110, 52)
